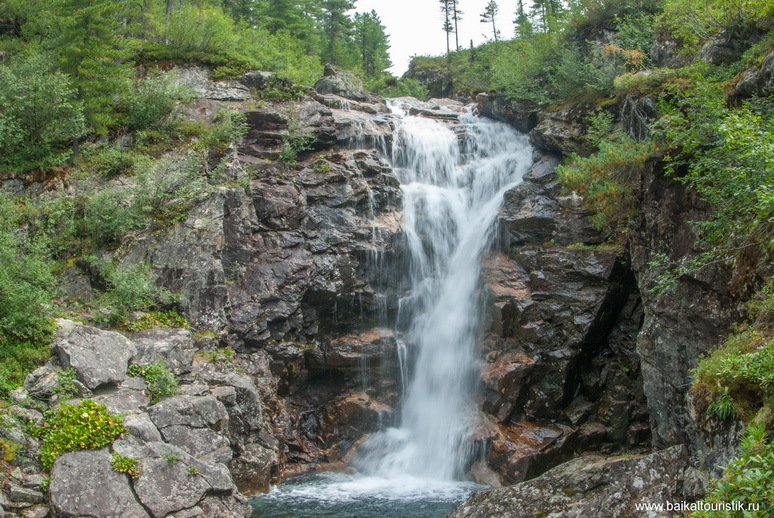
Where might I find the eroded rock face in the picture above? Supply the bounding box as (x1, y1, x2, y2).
(450, 445, 690, 518)
(476, 93, 538, 134)
(478, 151, 650, 484)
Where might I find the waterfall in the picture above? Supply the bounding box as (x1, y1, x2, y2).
(354, 106, 533, 480)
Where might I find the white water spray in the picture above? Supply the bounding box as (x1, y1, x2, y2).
(354, 107, 533, 480)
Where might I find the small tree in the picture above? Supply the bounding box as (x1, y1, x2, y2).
(480, 0, 500, 41)
(0, 53, 85, 172)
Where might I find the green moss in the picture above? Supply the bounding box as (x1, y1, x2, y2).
(39, 400, 124, 469)
(111, 452, 140, 479)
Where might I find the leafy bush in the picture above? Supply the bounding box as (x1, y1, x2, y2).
(166, 5, 237, 54)
(557, 131, 657, 236)
(368, 77, 429, 99)
(659, 77, 774, 260)
(200, 108, 248, 152)
(689, 424, 774, 517)
(39, 399, 124, 469)
(278, 106, 312, 165)
(92, 258, 172, 323)
(0, 53, 85, 172)
(692, 279, 774, 421)
(123, 74, 190, 131)
(0, 195, 56, 396)
(127, 360, 178, 404)
(658, 0, 774, 52)
(491, 34, 619, 106)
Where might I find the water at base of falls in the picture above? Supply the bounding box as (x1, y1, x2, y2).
(250, 472, 483, 518)
(251, 104, 532, 516)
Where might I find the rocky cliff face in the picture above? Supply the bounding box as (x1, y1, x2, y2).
(2, 62, 759, 516)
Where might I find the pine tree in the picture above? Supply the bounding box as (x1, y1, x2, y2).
(451, 0, 462, 51)
(480, 0, 499, 42)
(529, 0, 563, 33)
(353, 10, 391, 77)
(320, 0, 357, 68)
(514, 0, 533, 37)
(440, 0, 453, 55)
(53, 0, 131, 134)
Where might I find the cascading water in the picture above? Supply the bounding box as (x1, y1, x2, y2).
(251, 105, 532, 517)
(353, 106, 533, 480)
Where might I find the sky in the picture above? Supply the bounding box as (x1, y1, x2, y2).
(354, 0, 511, 76)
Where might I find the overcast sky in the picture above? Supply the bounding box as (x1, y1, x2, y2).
(354, 0, 511, 76)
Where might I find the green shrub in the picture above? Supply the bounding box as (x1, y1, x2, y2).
(658, 0, 774, 52)
(39, 399, 124, 469)
(201, 108, 248, 152)
(0, 52, 85, 172)
(166, 5, 237, 54)
(0, 195, 56, 396)
(50, 368, 79, 400)
(128, 360, 178, 404)
(557, 132, 657, 236)
(692, 279, 774, 421)
(689, 423, 774, 517)
(278, 106, 312, 165)
(659, 78, 774, 261)
(111, 452, 140, 478)
(123, 74, 190, 131)
(122, 310, 188, 332)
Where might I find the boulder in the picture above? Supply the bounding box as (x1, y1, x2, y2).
(315, 65, 368, 101)
(449, 445, 689, 518)
(148, 395, 229, 430)
(133, 443, 242, 517)
(50, 449, 149, 518)
(130, 328, 196, 375)
(53, 319, 136, 390)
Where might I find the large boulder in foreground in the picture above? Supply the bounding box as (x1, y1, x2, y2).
(50, 449, 149, 518)
(53, 319, 135, 390)
(449, 445, 689, 518)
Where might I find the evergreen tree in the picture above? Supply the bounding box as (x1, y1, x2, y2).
(353, 10, 391, 77)
(451, 0, 462, 51)
(514, 0, 533, 37)
(52, 0, 131, 134)
(529, 0, 563, 33)
(440, 0, 454, 55)
(480, 0, 500, 41)
(320, 0, 357, 67)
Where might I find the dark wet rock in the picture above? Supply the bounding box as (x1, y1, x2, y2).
(529, 102, 597, 156)
(450, 445, 689, 518)
(50, 449, 149, 518)
(487, 421, 576, 485)
(476, 93, 538, 134)
(733, 51, 774, 100)
(628, 162, 741, 459)
(621, 94, 658, 142)
(53, 319, 136, 390)
(403, 63, 453, 98)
